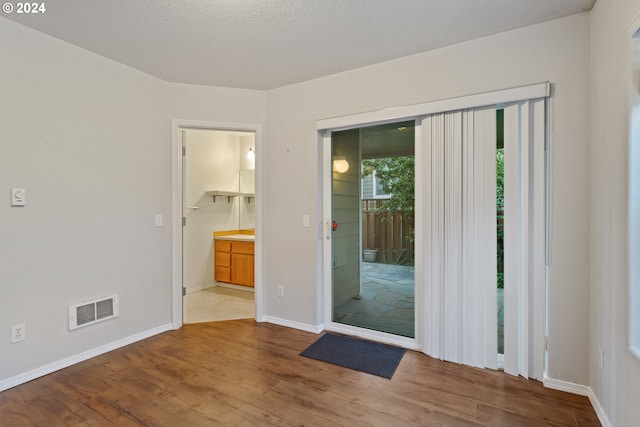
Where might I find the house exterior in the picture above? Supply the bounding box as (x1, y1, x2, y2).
(362, 170, 391, 200)
(1, 1, 639, 425)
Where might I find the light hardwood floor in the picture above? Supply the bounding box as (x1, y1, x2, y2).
(0, 320, 600, 426)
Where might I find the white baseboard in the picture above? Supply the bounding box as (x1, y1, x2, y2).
(216, 282, 255, 293)
(543, 376, 612, 427)
(185, 283, 216, 294)
(187, 283, 255, 294)
(0, 323, 173, 393)
(261, 316, 323, 334)
(543, 376, 591, 396)
(587, 391, 612, 427)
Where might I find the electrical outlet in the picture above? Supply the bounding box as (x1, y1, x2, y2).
(277, 285, 284, 298)
(11, 324, 25, 343)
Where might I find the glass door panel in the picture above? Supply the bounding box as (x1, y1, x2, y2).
(331, 121, 415, 338)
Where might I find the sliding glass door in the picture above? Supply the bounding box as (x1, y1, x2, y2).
(321, 84, 548, 375)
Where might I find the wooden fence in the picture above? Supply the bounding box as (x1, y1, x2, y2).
(361, 199, 414, 265)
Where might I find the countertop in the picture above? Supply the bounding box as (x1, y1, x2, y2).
(214, 234, 255, 242)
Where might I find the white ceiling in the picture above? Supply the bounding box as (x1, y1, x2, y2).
(3, 0, 595, 90)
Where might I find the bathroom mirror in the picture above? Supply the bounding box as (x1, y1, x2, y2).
(239, 169, 255, 229)
(238, 135, 256, 230)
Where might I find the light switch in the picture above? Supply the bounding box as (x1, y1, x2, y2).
(11, 188, 26, 206)
(155, 214, 163, 227)
(303, 215, 310, 228)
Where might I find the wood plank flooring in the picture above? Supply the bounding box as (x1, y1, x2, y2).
(0, 320, 600, 426)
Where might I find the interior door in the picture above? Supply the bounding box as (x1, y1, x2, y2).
(180, 129, 187, 320)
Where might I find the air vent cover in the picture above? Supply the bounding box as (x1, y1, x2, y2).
(69, 295, 119, 330)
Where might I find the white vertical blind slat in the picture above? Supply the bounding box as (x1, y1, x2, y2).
(422, 114, 435, 357)
(444, 111, 463, 363)
(434, 114, 446, 358)
(503, 102, 521, 377)
(518, 101, 531, 379)
(462, 110, 475, 366)
(531, 98, 546, 381)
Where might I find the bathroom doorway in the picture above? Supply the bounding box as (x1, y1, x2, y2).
(171, 120, 263, 328)
(182, 129, 256, 323)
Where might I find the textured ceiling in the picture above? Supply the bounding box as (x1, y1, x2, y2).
(2, 0, 595, 90)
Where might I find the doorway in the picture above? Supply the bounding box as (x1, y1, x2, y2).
(171, 120, 263, 329)
(327, 121, 416, 342)
(182, 128, 256, 323)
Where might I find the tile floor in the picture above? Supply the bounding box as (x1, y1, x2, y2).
(184, 285, 254, 323)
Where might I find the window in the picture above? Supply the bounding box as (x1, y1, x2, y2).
(361, 169, 392, 199)
(372, 170, 391, 199)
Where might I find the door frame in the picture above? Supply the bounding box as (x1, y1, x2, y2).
(171, 119, 263, 329)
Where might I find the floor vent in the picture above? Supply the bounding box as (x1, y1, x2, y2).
(69, 295, 119, 330)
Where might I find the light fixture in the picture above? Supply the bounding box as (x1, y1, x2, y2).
(247, 146, 255, 160)
(333, 156, 349, 173)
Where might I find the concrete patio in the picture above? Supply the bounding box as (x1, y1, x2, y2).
(333, 262, 416, 337)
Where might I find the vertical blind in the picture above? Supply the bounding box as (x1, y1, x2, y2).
(421, 99, 546, 379)
(422, 107, 498, 369)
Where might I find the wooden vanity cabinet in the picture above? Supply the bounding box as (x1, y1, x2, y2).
(215, 239, 254, 287)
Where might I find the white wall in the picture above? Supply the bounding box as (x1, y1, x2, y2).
(264, 13, 592, 385)
(167, 82, 266, 125)
(0, 18, 170, 381)
(590, 0, 640, 425)
(0, 18, 266, 386)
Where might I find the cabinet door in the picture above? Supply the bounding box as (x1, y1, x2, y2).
(215, 252, 231, 267)
(232, 241, 254, 255)
(215, 266, 231, 283)
(231, 253, 254, 287)
(216, 240, 232, 252)
(214, 251, 231, 283)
